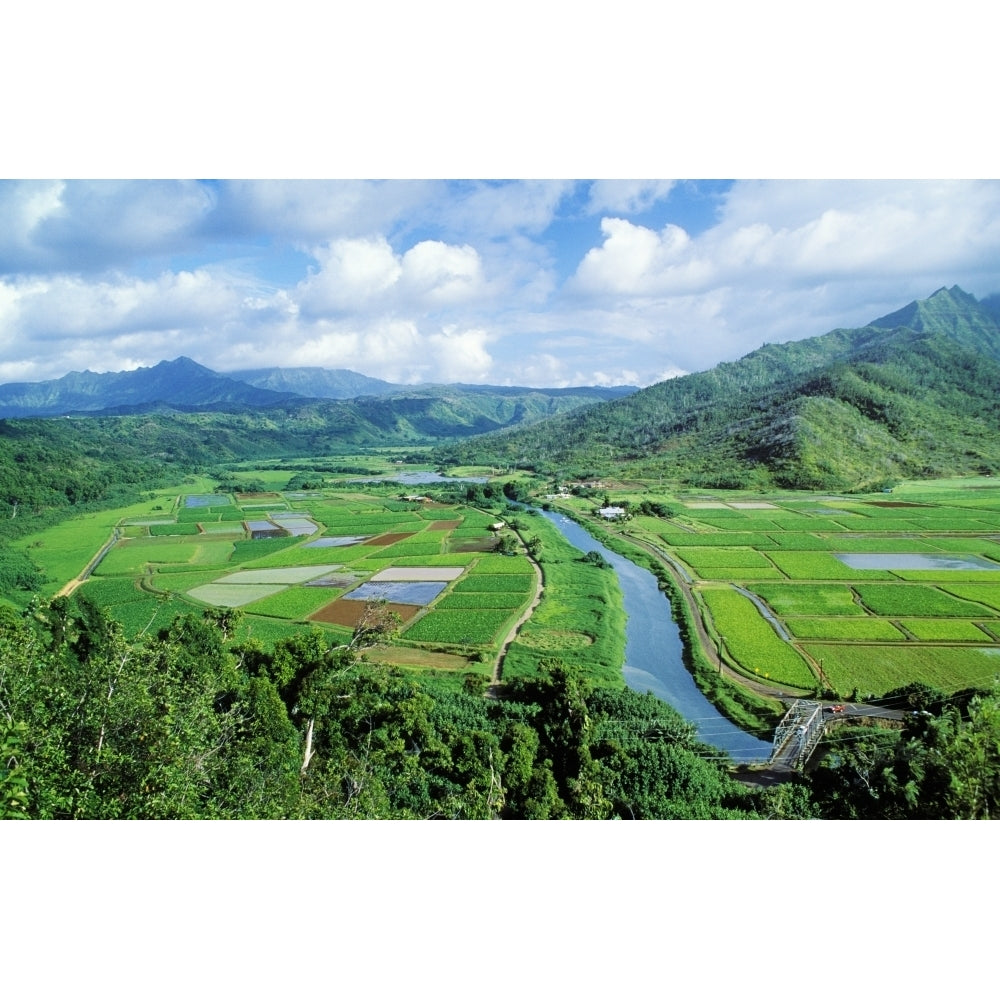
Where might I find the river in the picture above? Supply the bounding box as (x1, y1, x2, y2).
(537, 509, 773, 763)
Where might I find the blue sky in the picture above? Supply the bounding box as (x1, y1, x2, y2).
(2, 179, 1000, 388)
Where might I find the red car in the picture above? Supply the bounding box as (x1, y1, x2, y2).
(827, 704, 845, 713)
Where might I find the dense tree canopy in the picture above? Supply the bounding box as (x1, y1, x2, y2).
(1, 596, 795, 820)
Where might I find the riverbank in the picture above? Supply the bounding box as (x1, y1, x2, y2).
(532, 507, 774, 762)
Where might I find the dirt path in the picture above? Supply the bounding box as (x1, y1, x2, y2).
(487, 542, 544, 696)
(53, 528, 120, 599)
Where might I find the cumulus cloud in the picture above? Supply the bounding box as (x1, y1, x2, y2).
(297, 235, 486, 316)
(560, 180, 1000, 376)
(245, 317, 495, 385)
(0, 267, 257, 380)
(398, 241, 484, 306)
(573, 181, 1000, 301)
(572, 218, 697, 296)
(298, 236, 402, 313)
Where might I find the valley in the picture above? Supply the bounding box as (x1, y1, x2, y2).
(5, 284, 1000, 819)
(11, 454, 1000, 714)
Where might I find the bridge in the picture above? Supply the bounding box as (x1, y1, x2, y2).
(769, 700, 826, 769)
(768, 699, 908, 770)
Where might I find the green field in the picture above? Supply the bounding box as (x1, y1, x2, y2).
(597, 477, 1000, 698)
(20, 469, 1000, 706)
(700, 587, 818, 690)
(803, 643, 1000, 695)
(20, 479, 546, 671)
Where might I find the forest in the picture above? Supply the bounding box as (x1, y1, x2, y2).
(0, 591, 791, 819)
(5, 585, 998, 819)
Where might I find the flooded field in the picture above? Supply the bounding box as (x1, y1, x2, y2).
(345, 581, 448, 604)
(835, 553, 1000, 571)
(304, 536, 369, 547)
(184, 494, 230, 508)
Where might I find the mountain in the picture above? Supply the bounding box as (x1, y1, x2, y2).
(0, 357, 298, 418)
(438, 286, 1000, 491)
(868, 285, 1000, 358)
(229, 366, 399, 399)
(0, 358, 635, 426)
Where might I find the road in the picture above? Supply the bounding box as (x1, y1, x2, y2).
(53, 528, 120, 598)
(488, 532, 544, 695)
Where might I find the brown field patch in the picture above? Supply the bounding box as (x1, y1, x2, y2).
(361, 644, 472, 671)
(237, 492, 283, 501)
(363, 532, 416, 545)
(309, 599, 420, 627)
(449, 538, 498, 553)
(430, 520, 462, 531)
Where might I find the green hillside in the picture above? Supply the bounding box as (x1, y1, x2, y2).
(436, 286, 1000, 490)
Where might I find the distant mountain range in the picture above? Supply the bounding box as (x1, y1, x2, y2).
(439, 286, 1000, 490)
(0, 359, 635, 421)
(0, 358, 294, 417)
(230, 366, 399, 400)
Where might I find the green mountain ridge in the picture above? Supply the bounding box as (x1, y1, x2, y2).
(0, 358, 300, 418)
(436, 286, 1000, 490)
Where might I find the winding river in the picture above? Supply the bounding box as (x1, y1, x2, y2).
(537, 510, 773, 763)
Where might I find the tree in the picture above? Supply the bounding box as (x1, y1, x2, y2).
(347, 598, 402, 651)
(809, 683, 1000, 819)
(203, 606, 243, 642)
(495, 533, 518, 556)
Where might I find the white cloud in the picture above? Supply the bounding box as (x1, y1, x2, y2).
(585, 180, 676, 215)
(298, 236, 402, 314)
(572, 218, 696, 296)
(560, 180, 1000, 377)
(573, 182, 1000, 302)
(399, 241, 484, 306)
(298, 236, 487, 316)
(437, 180, 575, 237)
(0, 180, 215, 272)
(212, 180, 436, 242)
(425, 326, 493, 382)
(2, 180, 1000, 390)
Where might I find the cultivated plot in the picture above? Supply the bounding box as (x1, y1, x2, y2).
(621, 482, 1000, 697)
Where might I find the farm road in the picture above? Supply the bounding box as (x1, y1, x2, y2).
(489, 542, 544, 696)
(54, 528, 120, 599)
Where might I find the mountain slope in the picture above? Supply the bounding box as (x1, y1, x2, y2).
(438, 286, 1000, 490)
(0, 357, 297, 417)
(229, 366, 399, 399)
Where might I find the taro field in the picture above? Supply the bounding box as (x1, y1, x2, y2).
(74, 488, 534, 675)
(615, 478, 1000, 698)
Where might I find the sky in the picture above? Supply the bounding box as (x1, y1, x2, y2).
(3, 178, 1000, 389)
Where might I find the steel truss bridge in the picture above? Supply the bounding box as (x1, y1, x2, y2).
(769, 700, 827, 769)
